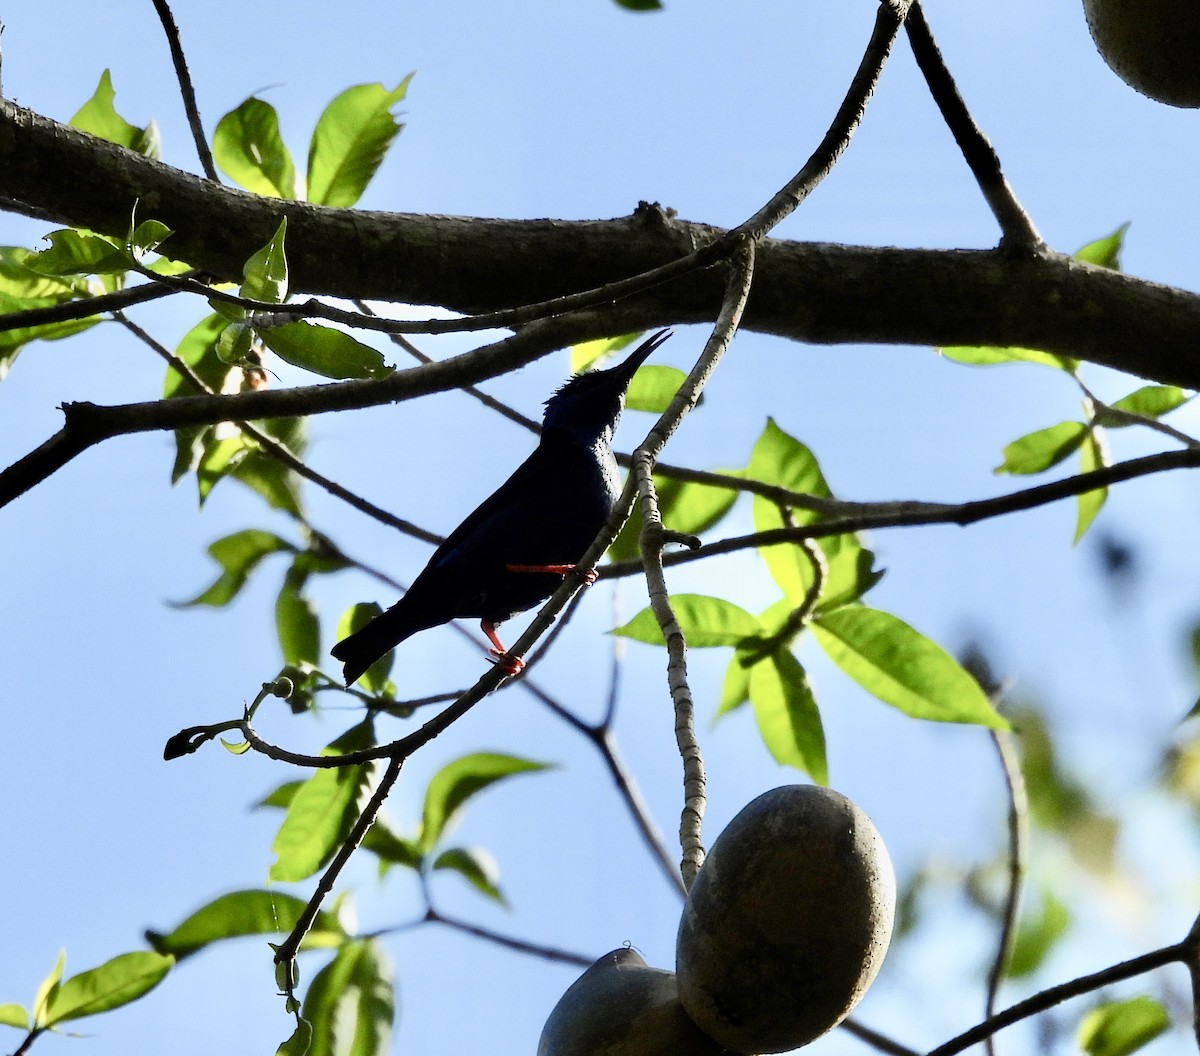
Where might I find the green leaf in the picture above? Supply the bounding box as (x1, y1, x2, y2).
(216, 321, 254, 364)
(259, 321, 392, 380)
(69, 70, 144, 152)
(243, 219, 290, 304)
(1075, 223, 1129, 270)
(939, 345, 1078, 372)
(276, 1019, 313, 1056)
(612, 594, 764, 648)
(301, 940, 394, 1056)
(747, 419, 881, 611)
(420, 752, 550, 852)
(147, 890, 345, 959)
(717, 651, 753, 716)
(812, 605, 1007, 728)
(177, 529, 293, 608)
(361, 818, 423, 874)
(432, 846, 506, 904)
(625, 365, 688, 413)
(1005, 888, 1069, 978)
(0, 247, 83, 298)
(994, 421, 1087, 476)
(270, 722, 376, 882)
(277, 567, 320, 667)
(26, 230, 129, 277)
(213, 97, 298, 198)
(1107, 384, 1191, 422)
(1079, 997, 1169, 1056)
(609, 472, 738, 562)
(748, 650, 828, 783)
(232, 450, 305, 519)
(41, 952, 173, 1025)
(0, 1004, 28, 1029)
(307, 78, 413, 208)
(31, 951, 64, 1029)
(128, 219, 173, 259)
(0, 289, 98, 378)
(337, 603, 392, 692)
(570, 332, 641, 373)
(1074, 427, 1109, 544)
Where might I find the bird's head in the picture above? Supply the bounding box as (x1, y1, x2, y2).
(541, 329, 671, 442)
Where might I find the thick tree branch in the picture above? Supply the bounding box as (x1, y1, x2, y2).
(2, 100, 1199, 387)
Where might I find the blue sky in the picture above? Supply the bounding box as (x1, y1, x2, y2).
(2, 2, 1199, 1054)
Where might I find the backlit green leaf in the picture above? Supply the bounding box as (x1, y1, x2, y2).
(612, 594, 764, 648)
(626, 364, 688, 413)
(609, 471, 738, 561)
(361, 818, 423, 874)
(26, 230, 128, 277)
(31, 951, 64, 1028)
(995, 421, 1087, 476)
(276, 565, 320, 667)
(270, 722, 376, 882)
(0, 1004, 28, 1029)
(42, 952, 173, 1025)
(242, 219, 289, 305)
(176, 529, 293, 608)
(260, 321, 392, 380)
(1079, 996, 1168, 1056)
(747, 419, 881, 610)
(302, 940, 394, 1056)
(749, 649, 827, 783)
(813, 605, 1007, 728)
(147, 890, 344, 958)
(1075, 223, 1128, 270)
(421, 752, 549, 851)
(307, 78, 412, 208)
(939, 345, 1078, 372)
(1005, 889, 1069, 978)
(214, 97, 298, 198)
(1074, 427, 1109, 544)
(432, 846, 506, 904)
(1108, 384, 1190, 422)
(69, 70, 148, 153)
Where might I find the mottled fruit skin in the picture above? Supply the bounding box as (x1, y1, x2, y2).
(538, 948, 725, 1056)
(1084, 0, 1200, 107)
(676, 785, 895, 1055)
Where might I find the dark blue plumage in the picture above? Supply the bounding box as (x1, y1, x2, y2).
(331, 330, 671, 685)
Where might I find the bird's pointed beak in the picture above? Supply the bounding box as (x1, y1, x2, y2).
(609, 328, 672, 384)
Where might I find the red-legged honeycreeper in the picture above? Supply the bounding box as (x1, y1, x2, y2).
(331, 329, 672, 685)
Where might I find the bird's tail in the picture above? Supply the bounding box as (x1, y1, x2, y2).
(331, 603, 423, 686)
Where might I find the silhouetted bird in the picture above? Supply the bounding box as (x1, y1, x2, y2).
(332, 329, 672, 685)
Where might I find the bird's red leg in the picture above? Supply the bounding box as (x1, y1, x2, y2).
(481, 620, 525, 674)
(505, 563, 599, 585)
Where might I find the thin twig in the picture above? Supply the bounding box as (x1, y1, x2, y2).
(272, 755, 403, 982)
(841, 1017, 921, 1056)
(518, 677, 685, 896)
(117, 314, 444, 544)
(924, 941, 1187, 1056)
(632, 244, 757, 888)
(735, 1, 911, 240)
(599, 447, 1200, 579)
(351, 299, 541, 433)
(0, 280, 179, 331)
(148, 0, 219, 182)
(422, 909, 593, 967)
(904, 2, 1042, 250)
(985, 728, 1028, 1056)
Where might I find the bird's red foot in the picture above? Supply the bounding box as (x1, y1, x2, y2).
(482, 620, 525, 675)
(506, 562, 598, 585)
